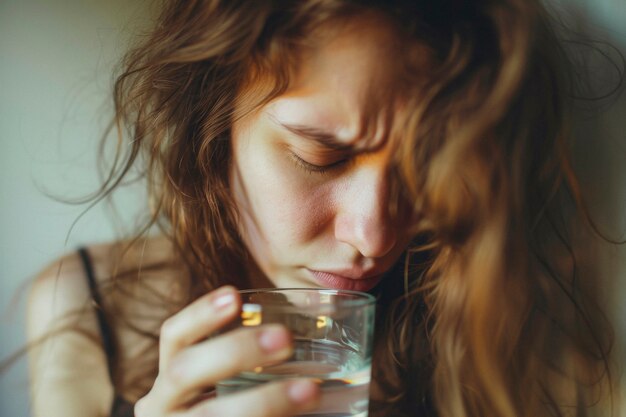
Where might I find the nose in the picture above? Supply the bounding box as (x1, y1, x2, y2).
(333, 162, 398, 259)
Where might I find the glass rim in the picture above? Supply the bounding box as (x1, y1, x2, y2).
(238, 287, 376, 307)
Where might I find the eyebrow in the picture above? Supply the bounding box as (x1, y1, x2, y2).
(269, 115, 354, 151)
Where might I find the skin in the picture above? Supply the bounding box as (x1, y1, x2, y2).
(231, 16, 415, 292)
(27, 14, 419, 417)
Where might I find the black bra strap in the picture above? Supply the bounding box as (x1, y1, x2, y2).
(78, 247, 116, 380)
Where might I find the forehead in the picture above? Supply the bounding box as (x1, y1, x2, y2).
(264, 13, 431, 148)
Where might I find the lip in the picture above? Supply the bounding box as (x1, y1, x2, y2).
(307, 269, 384, 292)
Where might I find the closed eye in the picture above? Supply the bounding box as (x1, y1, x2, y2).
(288, 151, 349, 174)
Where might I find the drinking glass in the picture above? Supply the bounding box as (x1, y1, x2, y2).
(216, 288, 376, 417)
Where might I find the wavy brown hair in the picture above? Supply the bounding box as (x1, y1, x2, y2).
(94, 0, 618, 416)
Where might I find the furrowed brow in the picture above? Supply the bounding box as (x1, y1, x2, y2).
(270, 115, 354, 151)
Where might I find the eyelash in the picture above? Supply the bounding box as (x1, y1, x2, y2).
(289, 152, 347, 174)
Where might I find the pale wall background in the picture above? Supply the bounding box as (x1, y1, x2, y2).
(0, 1, 624, 416)
(0, 1, 149, 416)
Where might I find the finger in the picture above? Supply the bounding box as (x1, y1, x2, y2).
(159, 286, 240, 370)
(187, 379, 320, 417)
(165, 324, 293, 404)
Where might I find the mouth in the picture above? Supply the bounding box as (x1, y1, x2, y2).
(306, 269, 384, 292)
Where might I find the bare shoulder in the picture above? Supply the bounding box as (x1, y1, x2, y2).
(85, 235, 189, 321)
(27, 236, 181, 417)
(28, 249, 95, 338)
(28, 235, 178, 335)
(27, 249, 113, 417)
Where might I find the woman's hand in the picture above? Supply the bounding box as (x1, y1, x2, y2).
(134, 286, 320, 417)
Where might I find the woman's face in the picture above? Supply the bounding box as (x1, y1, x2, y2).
(230, 16, 417, 291)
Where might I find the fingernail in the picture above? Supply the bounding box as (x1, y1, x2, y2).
(212, 288, 235, 310)
(258, 326, 291, 354)
(287, 379, 318, 405)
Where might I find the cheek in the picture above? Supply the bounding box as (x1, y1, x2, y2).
(233, 135, 332, 246)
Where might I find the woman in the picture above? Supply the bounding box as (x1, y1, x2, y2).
(27, 0, 617, 416)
